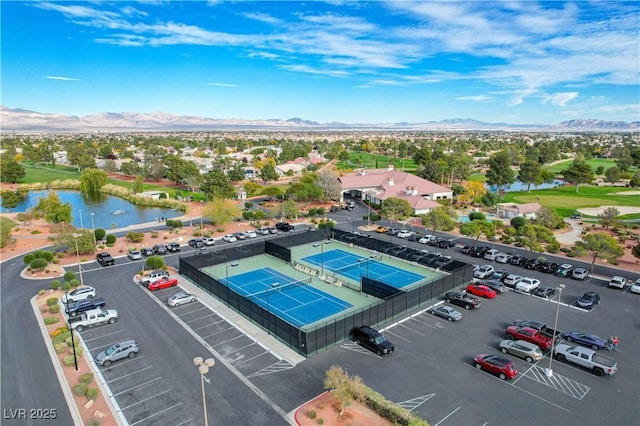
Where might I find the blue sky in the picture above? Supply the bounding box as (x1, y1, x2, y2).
(2, 1, 638, 124)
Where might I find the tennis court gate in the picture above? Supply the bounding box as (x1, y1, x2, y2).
(179, 228, 473, 357)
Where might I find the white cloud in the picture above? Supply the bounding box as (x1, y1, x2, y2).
(243, 12, 281, 25)
(456, 95, 491, 102)
(279, 64, 349, 78)
(543, 92, 579, 106)
(45, 76, 80, 81)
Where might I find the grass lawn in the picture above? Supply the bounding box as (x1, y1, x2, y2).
(502, 185, 640, 218)
(336, 152, 417, 172)
(546, 158, 620, 174)
(19, 163, 80, 183)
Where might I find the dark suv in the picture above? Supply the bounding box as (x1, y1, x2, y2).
(96, 252, 115, 267)
(166, 242, 181, 252)
(152, 244, 167, 255)
(352, 325, 395, 356)
(275, 222, 294, 232)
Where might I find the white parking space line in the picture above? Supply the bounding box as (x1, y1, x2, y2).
(192, 318, 227, 331)
(201, 325, 236, 339)
(177, 306, 208, 315)
(120, 388, 172, 411)
(395, 394, 435, 412)
(383, 329, 412, 343)
(510, 381, 571, 412)
(433, 406, 460, 426)
(83, 329, 125, 343)
(128, 402, 181, 426)
(112, 377, 162, 397)
(107, 366, 154, 383)
(184, 313, 217, 323)
(245, 360, 295, 378)
(175, 418, 194, 426)
(232, 350, 270, 367)
(230, 341, 260, 353)
(396, 322, 426, 336)
(410, 316, 441, 329)
(99, 356, 145, 370)
(212, 334, 245, 347)
(523, 366, 590, 400)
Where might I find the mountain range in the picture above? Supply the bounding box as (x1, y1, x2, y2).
(1, 106, 638, 133)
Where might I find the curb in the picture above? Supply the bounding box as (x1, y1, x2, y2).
(291, 391, 330, 425)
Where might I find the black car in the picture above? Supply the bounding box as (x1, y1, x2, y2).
(533, 287, 556, 298)
(275, 222, 294, 232)
(65, 298, 106, 317)
(188, 238, 205, 248)
(436, 239, 456, 249)
(329, 205, 340, 213)
(96, 252, 115, 267)
(461, 245, 474, 254)
(477, 279, 507, 293)
(525, 258, 543, 270)
(166, 242, 181, 252)
(538, 261, 559, 274)
(352, 325, 395, 356)
(444, 291, 482, 310)
(471, 246, 490, 258)
(152, 244, 167, 255)
(576, 291, 600, 309)
(407, 233, 423, 242)
(141, 247, 154, 257)
(509, 255, 527, 266)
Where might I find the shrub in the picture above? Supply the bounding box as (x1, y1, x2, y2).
(69, 279, 80, 288)
(469, 211, 486, 221)
(126, 231, 144, 243)
(50, 326, 69, 338)
(38, 289, 46, 296)
(79, 373, 94, 384)
(46, 297, 58, 306)
(546, 242, 560, 253)
(146, 255, 165, 270)
(23, 254, 35, 264)
(72, 383, 88, 396)
(317, 207, 326, 216)
(151, 231, 159, 238)
(63, 271, 76, 282)
(87, 418, 102, 426)
(35, 250, 54, 262)
(306, 409, 317, 419)
(316, 419, 324, 425)
(86, 388, 98, 401)
(49, 304, 60, 314)
(30, 258, 49, 270)
(61, 282, 71, 292)
(94, 228, 106, 241)
(308, 208, 317, 217)
(106, 234, 116, 245)
(63, 355, 77, 367)
(70, 345, 83, 356)
(166, 219, 183, 228)
(52, 331, 71, 345)
(54, 342, 68, 353)
(52, 259, 59, 264)
(44, 316, 59, 325)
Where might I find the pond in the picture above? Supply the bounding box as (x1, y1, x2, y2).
(487, 179, 565, 193)
(8, 190, 184, 230)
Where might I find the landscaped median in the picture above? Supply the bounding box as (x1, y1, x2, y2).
(32, 289, 118, 426)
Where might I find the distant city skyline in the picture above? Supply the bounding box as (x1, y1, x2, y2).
(2, 1, 639, 125)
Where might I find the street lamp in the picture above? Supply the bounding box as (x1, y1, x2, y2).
(266, 282, 280, 334)
(90, 213, 96, 246)
(545, 284, 565, 378)
(64, 291, 79, 371)
(193, 356, 215, 426)
(79, 209, 83, 229)
(225, 262, 239, 306)
(72, 233, 84, 287)
(312, 240, 331, 277)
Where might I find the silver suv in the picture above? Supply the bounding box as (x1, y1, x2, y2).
(608, 276, 627, 289)
(95, 339, 139, 367)
(140, 269, 169, 285)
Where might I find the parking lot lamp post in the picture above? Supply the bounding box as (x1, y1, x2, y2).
(225, 263, 239, 306)
(193, 357, 215, 426)
(545, 284, 565, 378)
(72, 233, 84, 287)
(90, 213, 96, 246)
(312, 240, 331, 277)
(64, 291, 79, 371)
(265, 283, 280, 334)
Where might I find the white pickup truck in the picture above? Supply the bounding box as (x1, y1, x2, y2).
(69, 308, 119, 332)
(553, 344, 617, 376)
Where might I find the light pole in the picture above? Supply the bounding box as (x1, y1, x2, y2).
(79, 209, 83, 229)
(266, 282, 280, 334)
(193, 356, 215, 426)
(225, 262, 239, 285)
(312, 240, 331, 277)
(72, 233, 84, 287)
(90, 213, 96, 246)
(200, 200, 204, 235)
(64, 291, 79, 371)
(545, 284, 565, 378)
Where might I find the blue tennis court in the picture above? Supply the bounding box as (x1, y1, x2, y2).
(221, 267, 353, 327)
(302, 249, 424, 289)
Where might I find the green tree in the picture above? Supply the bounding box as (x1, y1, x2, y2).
(227, 164, 246, 183)
(380, 197, 413, 221)
(632, 243, 640, 260)
(203, 199, 241, 226)
(201, 170, 236, 199)
(0, 217, 16, 248)
(323, 365, 362, 418)
(459, 220, 484, 244)
(421, 208, 456, 232)
(286, 174, 323, 202)
(164, 155, 202, 187)
(260, 163, 279, 183)
(562, 160, 593, 193)
(517, 224, 556, 257)
(260, 186, 282, 198)
(55, 230, 95, 255)
(486, 151, 516, 192)
(604, 167, 620, 183)
(574, 232, 624, 273)
(0, 156, 26, 183)
(532, 207, 566, 230)
(510, 216, 526, 229)
(146, 256, 165, 270)
(517, 160, 542, 193)
(120, 161, 142, 176)
(597, 207, 620, 230)
(79, 168, 107, 193)
(31, 192, 72, 224)
(133, 175, 144, 194)
(316, 169, 342, 201)
(1, 190, 24, 212)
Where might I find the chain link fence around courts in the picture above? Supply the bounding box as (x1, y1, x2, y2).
(179, 227, 473, 357)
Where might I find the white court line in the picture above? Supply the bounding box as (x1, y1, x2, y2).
(120, 388, 172, 411)
(128, 402, 181, 426)
(112, 377, 162, 397)
(433, 407, 460, 426)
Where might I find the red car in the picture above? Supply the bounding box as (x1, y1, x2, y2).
(466, 284, 497, 299)
(473, 354, 518, 380)
(147, 277, 178, 291)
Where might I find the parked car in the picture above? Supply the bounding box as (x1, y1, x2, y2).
(62, 286, 96, 303)
(428, 305, 463, 321)
(188, 238, 205, 248)
(65, 298, 106, 317)
(506, 326, 555, 350)
(515, 277, 541, 293)
(499, 339, 543, 363)
(69, 308, 118, 332)
(608, 276, 627, 289)
(554, 344, 617, 376)
(466, 284, 497, 299)
(352, 325, 395, 356)
(572, 268, 589, 280)
(576, 291, 600, 309)
(152, 244, 167, 255)
(243, 230, 257, 239)
(397, 230, 413, 238)
(490, 270, 510, 283)
(533, 287, 556, 298)
(95, 339, 139, 367)
(167, 292, 197, 307)
(471, 246, 490, 258)
(222, 234, 238, 243)
(473, 354, 518, 380)
(407, 233, 423, 242)
(147, 277, 179, 291)
(234, 232, 247, 240)
(495, 253, 512, 264)
(509, 255, 527, 266)
(631, 279, 640, 294)
(483, 248, 501, 261)
(539, 261, 560, 274)
(503, 274, 523, 288)
(435, 239, 456, 249)
(140, 247, 154, 257)
(275, 221, 294, 232)
(96, 252, 115, 267)
(202, 237, 216, 246)
(127, 249, 142, 260)
(460, 245, 473, 254)
(256, 227, 270, 235)
(329, 205, 340, 213)
(474, 265, 495, 279)
(267, 227, 278, 234)
(564, 331, 608, 350)
(555, 263, 574, 277)
(140, 269, 170, 286)
(444, 291, 482, 310)
(166, 242, 181, 252)
(477, 280, 507, 293)
(525, 258, 544, 270)
(376, 226, 389, 233)
(419, 235, 436, 244)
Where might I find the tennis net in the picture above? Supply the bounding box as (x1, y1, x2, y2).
(245, 276, 313, 299)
